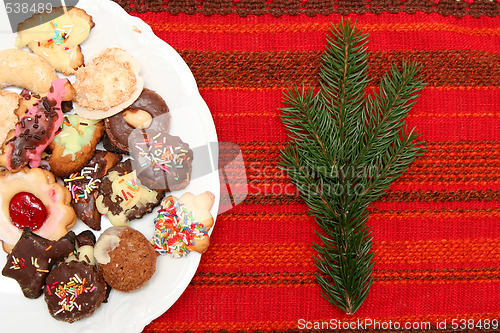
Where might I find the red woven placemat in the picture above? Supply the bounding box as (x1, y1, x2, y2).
(113, 1, 500, 332)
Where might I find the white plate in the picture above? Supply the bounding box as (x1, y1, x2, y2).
(0, 0, 220, 331)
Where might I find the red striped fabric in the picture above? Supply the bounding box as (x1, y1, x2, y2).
(112, 1, 500, 332)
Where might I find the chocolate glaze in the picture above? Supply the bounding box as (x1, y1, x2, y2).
(98, 159, 164, 220)
(76, 230, 96, 247)
(44, 261, 107, 323)
(65, 150, 121, 230)
(7, 96, 59, 170)
(104, 88, 170, 153)
(61, 101, 73, 113)
(130, 132, 193, 191)
(1, 228, 75, 299)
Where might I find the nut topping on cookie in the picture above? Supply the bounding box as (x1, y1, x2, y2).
(103, 88, 170, 154)
(122, 109, 153, 129)
(94, 226, 157, 292)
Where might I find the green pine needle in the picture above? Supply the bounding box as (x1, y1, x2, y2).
(279, 19, 426, 314)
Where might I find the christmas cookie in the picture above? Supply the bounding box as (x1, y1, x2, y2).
(0, 90, 20, 150)
(64, 150, 121, 230)
(130, 132, 193, 191)
(103, 88, 170, 154)
(74, 48, 144, 120)
(66, 230, 97, 266)
(0, 167, 77, 252)
(48, 114, 105, 177)
(16, 87, 73, 119)
(44, 260, 107, 322)
(0, 49, 58, 94)
(1, 78, 74, 171)
(152, 192, 215, 257)
(2, 228, 75, 299)
(95, 159, 164, 226)
(16, 7, 95, 75)
(94, 226, 157, 292)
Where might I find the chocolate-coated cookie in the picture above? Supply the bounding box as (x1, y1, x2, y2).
(64, 150, 121, 230)
(2, 228, 75, 299)
(129, 132, 193, 192)
(103, 88, 170, 154)
(44, 261, 107, 323)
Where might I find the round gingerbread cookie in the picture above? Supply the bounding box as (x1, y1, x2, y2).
(94, 226, 157, 292)
(44, 261, 107, 323)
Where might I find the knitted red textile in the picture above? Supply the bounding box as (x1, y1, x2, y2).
(113, 1, 500, 332)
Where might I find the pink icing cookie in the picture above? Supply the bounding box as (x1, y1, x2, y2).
(4, 78, 73, 170)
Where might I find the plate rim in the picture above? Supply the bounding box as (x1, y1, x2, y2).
(0, 0, 220, 331)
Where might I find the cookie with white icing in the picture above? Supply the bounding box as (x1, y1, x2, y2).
(95, 160, 164, 226)
(16, 7, 95, 75)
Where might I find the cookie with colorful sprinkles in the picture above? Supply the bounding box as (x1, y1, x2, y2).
(64, 150, 121, 230)
(129, 131, 193, 192)
(16, 7, 95, 75)
(44, 260, 107, 323)
(152, 192, 215, 257)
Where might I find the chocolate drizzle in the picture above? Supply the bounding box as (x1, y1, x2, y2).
(8, 97, 58, 168)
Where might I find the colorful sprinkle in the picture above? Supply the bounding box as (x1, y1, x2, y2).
(151, 196, 208, 257)
(52, 274, 95, 314)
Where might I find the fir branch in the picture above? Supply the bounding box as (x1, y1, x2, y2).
(279, 18, 426, 314)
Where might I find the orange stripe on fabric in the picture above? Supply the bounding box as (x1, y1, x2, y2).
(202, 239, 500, 268)
(145, 21, 500, 37)
(219, 209, 500, 221)
(144, 313, 500, 332)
